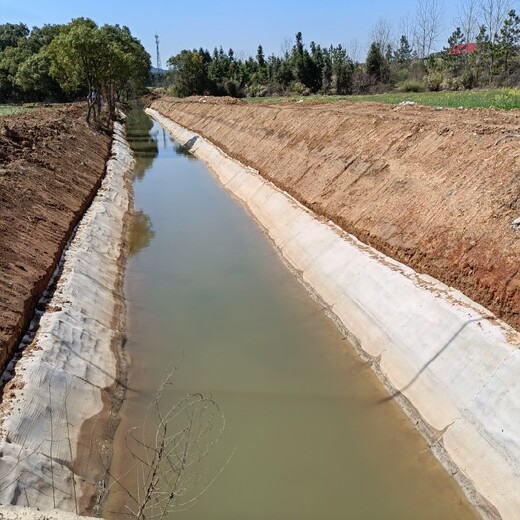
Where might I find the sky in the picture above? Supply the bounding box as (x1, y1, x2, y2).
(1, 0, 463, 66)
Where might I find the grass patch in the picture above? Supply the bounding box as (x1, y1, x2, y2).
(244, 88, 520, 110)
(0, 104, 38, 117)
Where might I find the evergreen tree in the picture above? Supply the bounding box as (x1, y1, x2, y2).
(330, 45, 353, 94)
(394, 36, 412, 64)
(256, 45, 266, 69)
(443, 27, 466, 73)
(498, 10, 520, 72)
(366, 42, 387, 83)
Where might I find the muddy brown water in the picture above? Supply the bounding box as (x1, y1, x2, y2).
(105, 110, 478, 520)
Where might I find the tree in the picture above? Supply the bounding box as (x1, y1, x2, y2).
(0, 23, 29, 52)
(399, 13, 416, 54)
(370, 18, 393, 54)
(457, 0, 481, 43)
(479, 0, 511, 43)
(475, 24, 494, 77)
(14, 52, 62, 101)
(48, 18, 150, 122)
(48, 18, 107, 121)
(98, 24, 150, 115)
(366, 42, 388, 83)
(330, 45, 354, 94)
(394, 35, 413, 63)
(0, 45, 31, 101)
(413, 0, 444, 58)
(0, 24, 68, 103)
(167, 50, 207, 97)
(346, 38, 362, 64)
(291, 32, 321, 92)
(497, 9, 520, 72)
(256, 45, 266, 69)
(442, 27, 466, 74)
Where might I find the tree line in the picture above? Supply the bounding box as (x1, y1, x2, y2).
(164, 0, 520, 98)
(0, 18, 150, 121)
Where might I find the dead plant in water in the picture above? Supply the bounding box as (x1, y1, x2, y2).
(107, 370, 230, 519)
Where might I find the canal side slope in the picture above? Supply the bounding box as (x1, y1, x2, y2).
(0, 121, 133, 513)
(151, 97, 520, 334)
(0, 105, 112, 374)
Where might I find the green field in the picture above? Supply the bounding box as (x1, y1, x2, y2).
(245, 88, 520, 110)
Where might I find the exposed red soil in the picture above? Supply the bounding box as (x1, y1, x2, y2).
(0, 104, 111, 373)
(152, 97, 520, 332)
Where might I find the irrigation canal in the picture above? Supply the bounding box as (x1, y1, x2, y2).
(105, 110, 478, 520)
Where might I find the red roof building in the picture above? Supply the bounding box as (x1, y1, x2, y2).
(449, 43, 477, 55)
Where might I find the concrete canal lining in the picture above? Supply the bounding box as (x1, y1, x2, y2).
(147, 108, 520, 520)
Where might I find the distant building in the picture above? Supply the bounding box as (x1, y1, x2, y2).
(448, 43, 477, 55)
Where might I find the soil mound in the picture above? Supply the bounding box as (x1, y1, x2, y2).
(0, 105, 111, 372)
(152, 97, 520, 332)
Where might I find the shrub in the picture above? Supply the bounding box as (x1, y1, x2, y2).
(352, 70, 375, 94)
(441, 77, 464, 91)
(290, 81, 310, 95)
(461, 70, 477, 89)
(398, 80, 425, 92)
(425, 72, 443, 91)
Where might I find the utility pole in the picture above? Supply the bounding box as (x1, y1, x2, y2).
(155, 33, 161, 70)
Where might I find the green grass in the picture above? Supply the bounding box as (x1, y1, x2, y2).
(0, 104, 38, 117)
(244, 88, 520, 110)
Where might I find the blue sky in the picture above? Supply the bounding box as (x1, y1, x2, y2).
(1, 1, 461, 65)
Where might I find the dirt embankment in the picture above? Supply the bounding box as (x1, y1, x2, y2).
(0, 105, 111, 373)
(152, 97, 520, 332)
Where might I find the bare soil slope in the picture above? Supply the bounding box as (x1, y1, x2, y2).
(152, 97, 520, 331)
(0, 105, 111, 372)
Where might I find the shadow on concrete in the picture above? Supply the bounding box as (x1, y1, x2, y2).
(378, 317, 486, 404)
(183, 135, 199, 150)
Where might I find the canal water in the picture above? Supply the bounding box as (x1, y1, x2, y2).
(105, 110, 478, 519)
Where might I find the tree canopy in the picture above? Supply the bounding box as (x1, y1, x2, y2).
(48, 18, 150, 120)
(166, 32, 355, 98)
(0, 18, 150, 120)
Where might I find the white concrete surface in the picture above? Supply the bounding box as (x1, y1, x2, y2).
(0, 123, 133, 512)
(148, 108, 520, 519)
(0, 504, 96, 520)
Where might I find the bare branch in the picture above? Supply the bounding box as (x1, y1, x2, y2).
(457, 0, 481, 42)
(107, 368, 229, 520)
(370, 18, 394, 52)
(479, 0, 512, 42)
(413, 0, 445, 58)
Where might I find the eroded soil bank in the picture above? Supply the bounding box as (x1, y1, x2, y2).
(151, 97, 520, 333)
(0, 105, 112, 374)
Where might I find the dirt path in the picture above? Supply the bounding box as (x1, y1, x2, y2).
(0, 105, 112, 373)
(152, 97, 520, 333)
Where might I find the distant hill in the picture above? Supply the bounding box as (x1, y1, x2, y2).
(151, 66, 167, 75)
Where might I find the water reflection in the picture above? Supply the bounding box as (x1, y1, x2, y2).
(126, 108, 157, 255)
(128, 210, 155, 256)
(126, 109, 159, 180)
